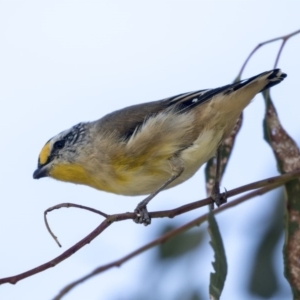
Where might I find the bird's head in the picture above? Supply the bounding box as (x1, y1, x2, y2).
(33, 122, 90, 185)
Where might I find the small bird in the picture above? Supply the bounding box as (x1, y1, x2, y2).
(33, 69, 286, 225)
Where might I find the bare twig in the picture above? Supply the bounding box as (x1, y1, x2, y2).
(44, 203, 108, 247)
(237, 28, 300, 79)
(53, 181, 284, 300)
(1, 171, 299, 287)
(44, 170, 300, 248)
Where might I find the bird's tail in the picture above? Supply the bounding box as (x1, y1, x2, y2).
(231, 69, 285, 94)
(258, 68, 287, 92)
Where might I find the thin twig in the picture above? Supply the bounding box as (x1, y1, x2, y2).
(237, 28, 300, 79)
(44, 203, 108, 247)
(225, 169, 300, 198)
(274, 29, 300, 68)
(1, 171, 299, 287)
(44, 170, 300, 247)
(150, 169, 300, 219)
(274, 39, 287, 69)
(0, 216, 118, 285)
(53, 181, 283, 300)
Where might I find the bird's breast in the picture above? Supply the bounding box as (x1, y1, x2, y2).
(49, 129, 223, 196)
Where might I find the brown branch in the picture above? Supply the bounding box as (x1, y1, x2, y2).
(44, 203, 108, 247)
(44, 170, 300, 248)
(1, 170, 300, 287)
(53, 181, 284, 300)
(274, 39, 287, 69)
(0, 217, 116, 285)
(273, 29, 300, 68)
(237, 28, 300, 79)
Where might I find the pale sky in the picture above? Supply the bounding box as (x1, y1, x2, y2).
(0, 1, 299, 300)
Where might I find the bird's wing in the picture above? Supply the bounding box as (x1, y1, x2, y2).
(164, 69, 286, 114)
(96, 89, 216, 140)
(97, 69, 286, 141)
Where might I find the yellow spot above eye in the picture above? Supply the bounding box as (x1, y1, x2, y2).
(39, 142, 51, 165)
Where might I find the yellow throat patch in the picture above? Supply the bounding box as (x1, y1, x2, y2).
(50, 163, 90, 185)
(49, 163, 116, 193)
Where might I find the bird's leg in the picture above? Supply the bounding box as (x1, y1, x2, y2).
(134, 156, 185, 226)
(210, 147, 227, 209)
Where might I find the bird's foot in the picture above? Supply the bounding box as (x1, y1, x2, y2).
(210, 185, 227, 209)
(134, 204, 151, 226)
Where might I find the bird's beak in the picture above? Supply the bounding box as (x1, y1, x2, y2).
(33, 165, 49, 179)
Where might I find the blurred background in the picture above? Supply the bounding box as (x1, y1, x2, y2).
(0, 1, 299, 299)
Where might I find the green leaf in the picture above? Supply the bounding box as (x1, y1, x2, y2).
(248, 195, 284, 297)
(158, 225, 204, 259)
(208, 210, 227, 300)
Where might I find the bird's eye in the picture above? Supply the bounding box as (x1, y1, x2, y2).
(53, 140, 65, 150)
